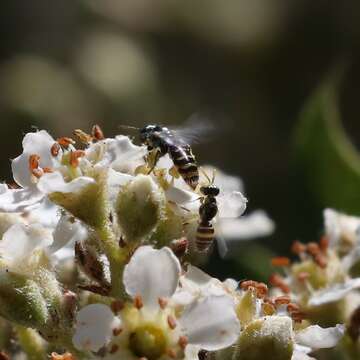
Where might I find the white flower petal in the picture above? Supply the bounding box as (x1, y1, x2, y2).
(0, 223, 53, 263)
(308, 278, 360, 306)
(107, 169, 133, 205)
(24, 199, 61, 228)
(218, 191, 247, 219)
(324, 208, 360, 248)
(165, 186, 199, 206)
(184, 345, 201, 360)
(341, 246, 360, 272)
(49, 215, 88, 254)
(0, 184, 44, 212)
(180, 295, 240, 351)
(12, 130, 58, 188)
(123, 246, 181, 308)
(37, 172, 95, 194)
(292, 349, 316, 360)
(295, 324, 345, 349)
(73, 304, 118, 352)
(90, 135, 147, 173)
(219, 210, 275, 240)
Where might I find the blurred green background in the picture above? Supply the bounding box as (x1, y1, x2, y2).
(1, 0, 360, 281)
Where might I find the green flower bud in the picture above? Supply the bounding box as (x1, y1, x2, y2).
(48, 168, 110, 231)
(233, 316, 293, 360)
(116, 175, 164, 242)
(0, 270, 49, 328)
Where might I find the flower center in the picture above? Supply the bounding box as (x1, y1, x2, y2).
(129, 325, 167, 360)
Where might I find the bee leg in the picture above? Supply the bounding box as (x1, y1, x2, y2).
(147, 149, 161, 174)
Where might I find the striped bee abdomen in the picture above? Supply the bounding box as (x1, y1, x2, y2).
(169, 145, 199, 190)
(196, 222, 215, 252)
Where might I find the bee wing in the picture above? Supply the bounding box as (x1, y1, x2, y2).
(171, 114, 214, 145)
(215, 216, 228, 258)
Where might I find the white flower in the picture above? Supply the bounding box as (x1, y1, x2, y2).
(0, 215, 87, 270)
(324, 208, 360, 252)
(73, 246, 240, 359)
(0, 130, 146, 213)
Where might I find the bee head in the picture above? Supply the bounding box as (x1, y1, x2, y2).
(200, 185, 220, 196)
(139, 125, 163, 144)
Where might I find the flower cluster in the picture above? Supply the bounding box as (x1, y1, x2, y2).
(0, 125, 345, 360)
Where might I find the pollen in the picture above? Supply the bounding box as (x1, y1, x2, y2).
(28, 154, 40, 170)
(319, 236, 329, 252)
(51, 142, 61, 157)
(57, 137, 75, 148)
(274, 295, 291, 306)
(73, 129, 93, 144)
(134, 295, 144, 309)
(92, 124, 105, 140)
(158, 297, 168, 309)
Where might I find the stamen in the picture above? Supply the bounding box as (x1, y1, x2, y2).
(240, 280, 258, 291)
(113, 327, 123, 336)
(134, 295, 144, 309)
(291, 240, 306, 255)
(287, 303, 300, 313)
(43, 167, 54, 173)
(28, 154, 40, 171)
(92, 124, 105, 140)
(57, 137, 75, 148)
(297, 272, 310, 282)
(109, 344, 119, 354)
(314, 253, 327, 268)
(269, 274, 290, 294)
(271, 257, 290, 267)
(70, 150, 86, 167)
(111, 300, 124, 313)
(319, 236, 329, 252)
(31, 168, 44, 179)
(167, 315, 177, 329)
(74, 129, 93, 144)
(306, 242, 320, 256)
(51, 142, 61, 157)
(170, 237, 188, 258)
(262, 302, 275, 315)
(255, 282, 268, 298)
(274, 295, 291, 306)
(178, 336, 188, 350)
(158, 297, 168, 309)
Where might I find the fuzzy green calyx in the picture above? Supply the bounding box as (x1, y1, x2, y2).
(234, 317, 293, 360)
(129, 325, 167, 360)
(0, 271, 48, 328)
(116, 175, 164, 242)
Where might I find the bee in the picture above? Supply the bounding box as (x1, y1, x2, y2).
(139, 124, 200, 190)
(194, 170, 228, 257)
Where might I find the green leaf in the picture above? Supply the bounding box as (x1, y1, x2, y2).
(294, 78, 360, 214)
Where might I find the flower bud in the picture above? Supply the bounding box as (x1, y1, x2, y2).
(0, 271, 48, 328)
(48, 168, 110, 231)
(116, 175, 164, 242)
(233, 316, 293, 360)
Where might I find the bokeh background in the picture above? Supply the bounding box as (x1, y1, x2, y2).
(1, 0, 360, 281)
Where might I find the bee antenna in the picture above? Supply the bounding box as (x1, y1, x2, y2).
(118, 124, 140, 131)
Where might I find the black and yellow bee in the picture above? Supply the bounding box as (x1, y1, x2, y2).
(139, 124, 200, 189)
